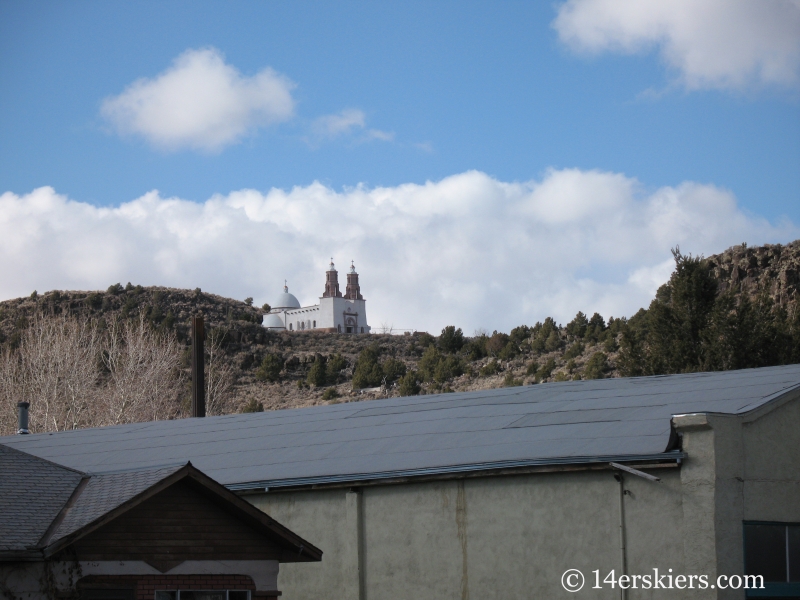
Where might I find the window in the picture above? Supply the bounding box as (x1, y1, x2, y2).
(361, 327, 364, 333)
(337, 324, 341, 332)
(156, 592, 250, 600)
(744, 522, 800, 597)
(313, 320, 316, 328)
(289, 323, 292, 331)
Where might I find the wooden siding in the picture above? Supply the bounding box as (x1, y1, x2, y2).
(73, 481, 288, 562)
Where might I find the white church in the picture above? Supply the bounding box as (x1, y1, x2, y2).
(263, 260, 371, 334)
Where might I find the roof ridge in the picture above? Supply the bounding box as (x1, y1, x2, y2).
(85, 461, 190, 476)
(37, 475, 90, 548)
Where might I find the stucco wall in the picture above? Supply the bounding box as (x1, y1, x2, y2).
(250, 468, 685, 600)
(245, 395, 799, 600)
(742, 393, 800, 522)
(674, 394, 800, 600)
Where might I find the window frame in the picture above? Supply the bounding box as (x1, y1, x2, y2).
(155, 591, 251, 600)
(743, 520, 800, 598)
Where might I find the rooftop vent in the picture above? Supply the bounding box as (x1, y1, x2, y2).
(17, 402, 30, 434)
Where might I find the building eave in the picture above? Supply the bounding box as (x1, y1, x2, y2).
(230, 451, 685, 494)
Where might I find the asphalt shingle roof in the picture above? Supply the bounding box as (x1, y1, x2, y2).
(0, 444, 82, 553)
(49, 464, 185, 544)
(0, 442, 185, 557)
(3, 364, 799, 490)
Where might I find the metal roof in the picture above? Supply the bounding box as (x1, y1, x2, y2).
(3, 364, 799, 491)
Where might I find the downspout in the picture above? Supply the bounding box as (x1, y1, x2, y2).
(613, 472, 628, 600)
(609, 462, 661, 600)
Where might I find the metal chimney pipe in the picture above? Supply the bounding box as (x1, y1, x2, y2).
(191, 316, 205, 418)
(17, 402, 30, 434)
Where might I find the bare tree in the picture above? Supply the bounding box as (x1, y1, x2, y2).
(102, 313, 184, 424)
(204, 328, 235, 416)
(0, 348, 23, 435)
(0, 315, 102, 434)
(0, 312, 185, 436)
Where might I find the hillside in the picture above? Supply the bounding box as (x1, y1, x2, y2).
(1, 240, 798, 420)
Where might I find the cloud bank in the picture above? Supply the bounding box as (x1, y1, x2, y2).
(101, 48, 296, 151)
(553, 0, 800, 91)
(1, 169, 796, 333)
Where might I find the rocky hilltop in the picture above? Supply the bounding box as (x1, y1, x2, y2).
(708, 240, 800, 305)
(1, 239, 798, 417)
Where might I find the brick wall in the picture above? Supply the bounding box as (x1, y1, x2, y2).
(77, 574, 278, 600)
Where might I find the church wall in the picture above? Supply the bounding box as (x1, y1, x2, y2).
(318, 297, 338, 331)
(284, 305, 321, 331)
(317, 298, 369, 333)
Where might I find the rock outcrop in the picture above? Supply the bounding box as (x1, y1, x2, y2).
(707, 240, 800, 307)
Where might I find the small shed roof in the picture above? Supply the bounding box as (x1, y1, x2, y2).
(3, 364, 799, 491)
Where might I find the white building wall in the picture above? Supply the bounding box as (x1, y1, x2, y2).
(284, 305, 321, 331)
(318, 297, 336, 330)
(317, 297, 370, 333)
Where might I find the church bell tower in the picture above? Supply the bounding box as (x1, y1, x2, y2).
(322, 259, 342, 298)
(344, 261, 363, 300)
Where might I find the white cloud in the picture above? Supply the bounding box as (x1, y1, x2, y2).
(363, 129, 395, 142)
(312, 109, 366, 137)
(101, 48, 295, 152)
(310, 109, 394, 144)
(553, 0, 800, 91)
(1, 170, 796, 333)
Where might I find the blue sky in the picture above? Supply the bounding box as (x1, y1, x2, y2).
(1, 1, 799, 332)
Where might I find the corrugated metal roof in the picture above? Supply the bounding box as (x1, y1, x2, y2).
(3, 365, 799, 490)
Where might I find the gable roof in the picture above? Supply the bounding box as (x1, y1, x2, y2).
(44, 464, 186, 550)
(3, 364, 800, 491)
(0, 451, 321, 562)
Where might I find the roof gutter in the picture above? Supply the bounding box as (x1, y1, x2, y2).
(229, 451, 685, 494)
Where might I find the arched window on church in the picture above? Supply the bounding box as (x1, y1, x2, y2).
(289, 323, 292, 331)
(313, 320, 316, 328)
(361, 327, 364, 333)
(337, 324, 341, 333)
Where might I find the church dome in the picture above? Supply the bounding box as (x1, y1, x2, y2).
(263, 312, 286, 330)
(272, 285, 301, 310)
